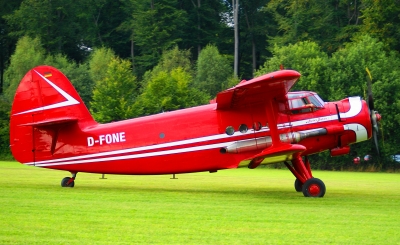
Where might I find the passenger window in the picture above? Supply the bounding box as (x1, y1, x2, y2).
(239, 124, 248, 133)
(225, 126, 235, 135)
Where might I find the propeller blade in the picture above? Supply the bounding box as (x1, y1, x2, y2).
(366, 68, 375, 110)
(373, 129, 379, 155)
(366, 68, 380, 155)
(368, 94, 374, 111)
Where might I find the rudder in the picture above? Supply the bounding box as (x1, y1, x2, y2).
(10, 65, 96, 164)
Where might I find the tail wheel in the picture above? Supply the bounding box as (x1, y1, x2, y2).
(294, 179, 303, 192)
(302, 178, 325, 197)
(61, 177, 75, 187)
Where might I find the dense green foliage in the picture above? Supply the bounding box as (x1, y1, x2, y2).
(90, 58, 139, 123)
(256, 41, 330, 98)
(1, 0, 400, 170)
(134, 67, 209, 116)
(361, 0, 400, 52)
(195, 44, 233, 97)
(3, 36, 46, 102)
(0, 100, 10, 159)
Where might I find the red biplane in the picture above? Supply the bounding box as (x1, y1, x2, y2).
(10, 66, 381, 197)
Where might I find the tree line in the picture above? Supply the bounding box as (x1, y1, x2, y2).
(1, 0, 400, 171)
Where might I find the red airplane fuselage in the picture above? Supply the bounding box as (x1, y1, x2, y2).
(10, 66, 378, 197)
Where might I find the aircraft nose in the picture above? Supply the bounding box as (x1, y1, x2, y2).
(375, 113, 381, 122)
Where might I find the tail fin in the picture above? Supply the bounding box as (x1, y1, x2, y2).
(10, 65, 96, 163)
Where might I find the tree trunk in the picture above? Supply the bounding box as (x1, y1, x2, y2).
(0, 42, 3, 94)
(131, 39, 135, 74)
(233, 0, 239, 78)
(252, 39, 256, 75)
(244, 9, 256, 76)
(197, 0, 201, 56)
(191, 0, 202, 56)
(93, 6, 104, 45)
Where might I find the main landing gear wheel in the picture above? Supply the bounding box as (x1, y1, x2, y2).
(61, 177, 75, 187)
(302, 178, 325, 197)
(294, 179, 303, 192)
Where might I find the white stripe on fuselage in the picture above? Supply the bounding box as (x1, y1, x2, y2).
(282, 97, 362, 128)
(344, 123, 368, 142)
(31, 142, 231, 167)
(28, 97, 364, 167)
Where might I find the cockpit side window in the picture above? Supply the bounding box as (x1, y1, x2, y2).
(286, 92, 324, 114)
(308, 94, 324, 108)
(289, 98, 308, 109)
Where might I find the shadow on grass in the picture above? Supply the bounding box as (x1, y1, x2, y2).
(50, 180, 309, 202)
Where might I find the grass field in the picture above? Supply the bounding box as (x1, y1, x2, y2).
(0, 161, 399, 245)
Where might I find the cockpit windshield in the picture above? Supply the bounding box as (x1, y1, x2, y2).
(286, 92, 324, 114)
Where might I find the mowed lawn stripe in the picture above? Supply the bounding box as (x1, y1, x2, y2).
(0, 161, 399, 244)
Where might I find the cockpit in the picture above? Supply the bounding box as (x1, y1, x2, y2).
(285, 91, 325, 114)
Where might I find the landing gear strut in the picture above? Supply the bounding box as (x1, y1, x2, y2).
(61, 172, 77, 187)
(285, 154, 326, 197)
(294, 178, 303, 192)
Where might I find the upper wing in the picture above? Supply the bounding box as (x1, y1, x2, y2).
(216, 70, 301, 110)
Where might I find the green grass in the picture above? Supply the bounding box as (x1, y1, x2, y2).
(0, 161, 399, 245)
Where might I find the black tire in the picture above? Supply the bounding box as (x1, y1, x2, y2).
(294, 179, 303, 192)
(302, 178, 325, 197)
(61, 177, 75, 187)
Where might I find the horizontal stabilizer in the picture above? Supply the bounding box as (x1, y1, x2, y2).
(19, 117, 78, 127)
(239, 144, 306, 169)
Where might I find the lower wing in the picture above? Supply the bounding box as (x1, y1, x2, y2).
(239, 144, 306, 169)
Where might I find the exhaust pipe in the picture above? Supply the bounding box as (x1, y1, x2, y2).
(220, 128, 327, 154)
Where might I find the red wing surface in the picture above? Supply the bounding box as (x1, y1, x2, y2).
(216, 70, 301, 110)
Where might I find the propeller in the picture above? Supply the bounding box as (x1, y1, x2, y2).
(366, 68, 381, 155)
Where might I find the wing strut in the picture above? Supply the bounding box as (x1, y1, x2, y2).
(247, 97, 302, 169)
(265, 97, 281, 145)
